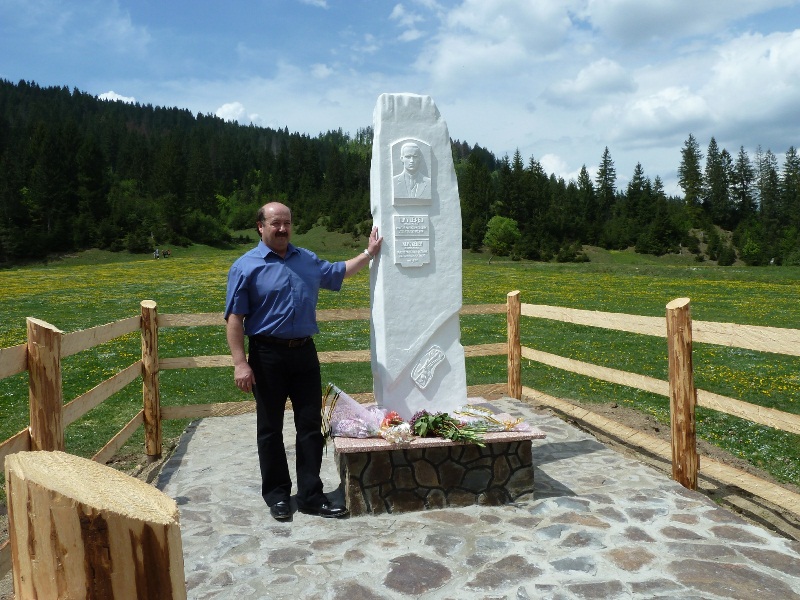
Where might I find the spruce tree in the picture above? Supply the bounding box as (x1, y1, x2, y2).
(678, 134, 704, 213)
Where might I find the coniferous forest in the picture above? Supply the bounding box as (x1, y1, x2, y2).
(1, 79, 799, 266)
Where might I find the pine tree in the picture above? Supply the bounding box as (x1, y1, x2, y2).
(576, 165, 598, 243)
(731, 146, 756, 224)
(594, 147, 616, 222)
(678, 134, 703, 212)
(756, 147, 783, 236)
(782, 146, 800, 230)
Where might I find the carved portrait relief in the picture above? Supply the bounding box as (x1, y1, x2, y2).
(392, 139, 432, 205)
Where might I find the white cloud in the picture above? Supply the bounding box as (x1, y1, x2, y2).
(414, 0, 578, 85)
(90, 6, 151, 55)
(352, 33, 381, 55)
(590, 27, 800, 153)
(390, 4, 423, 28)
(544, 58, 636, 105)
(298, 0, 328, 7)
(399, 28, 424, 42)
(216, 101, 261, 125)
(583, 0, 798, 44)
(596, 86, 712, 145)
(540, 153, 587, 183)
(391, 4, 427, 42)
(98, 90, 135, 103)
(702, 30, 800, 147)
(311, 63, 334, 78)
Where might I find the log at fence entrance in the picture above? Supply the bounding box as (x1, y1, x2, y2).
(5, 450, 186, 599)
(666, 298, 698, 490)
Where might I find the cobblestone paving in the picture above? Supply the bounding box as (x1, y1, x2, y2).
(157, 398, 800, 599)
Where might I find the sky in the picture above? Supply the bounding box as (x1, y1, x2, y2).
(2, 0, 800, 195)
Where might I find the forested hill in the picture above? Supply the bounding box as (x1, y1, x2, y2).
(1, 79, 799, 266)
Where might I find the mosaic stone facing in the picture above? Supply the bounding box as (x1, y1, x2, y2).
(336, 438, 535, 515)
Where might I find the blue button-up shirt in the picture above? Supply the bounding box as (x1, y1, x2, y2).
(224, 241, 346, 338)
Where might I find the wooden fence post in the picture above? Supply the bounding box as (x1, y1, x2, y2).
(141, 300, 162, 461)
(507, 290, 522, 399)
(666, 297, 698, 490)
(5, 450, 186, 599)
(27, 317, 64, 451)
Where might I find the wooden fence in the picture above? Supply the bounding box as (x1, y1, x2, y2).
(2, 293, 800, 580)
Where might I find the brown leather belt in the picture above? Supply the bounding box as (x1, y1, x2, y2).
(251, 335, 311, 348)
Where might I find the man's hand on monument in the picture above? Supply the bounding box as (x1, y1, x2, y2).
(345, 226, 383, 277)
(367, 225, 383, 257)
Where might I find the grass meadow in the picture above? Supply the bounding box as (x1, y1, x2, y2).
(1, 227, 798, 505)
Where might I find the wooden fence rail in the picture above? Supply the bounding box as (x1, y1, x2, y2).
(2, 294, 799, 581)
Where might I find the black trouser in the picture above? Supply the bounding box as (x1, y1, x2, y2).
(248, 337, 325, 508)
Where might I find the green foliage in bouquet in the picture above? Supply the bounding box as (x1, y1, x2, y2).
(409, 410, 487, 446)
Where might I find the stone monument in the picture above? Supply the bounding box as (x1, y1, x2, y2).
(369, 93, 467, 419)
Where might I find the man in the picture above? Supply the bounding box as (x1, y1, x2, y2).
(225, 202, 382, 521)
(392, 142, 431, 200)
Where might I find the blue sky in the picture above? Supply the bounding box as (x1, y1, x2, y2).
(2, 0, 800, 195)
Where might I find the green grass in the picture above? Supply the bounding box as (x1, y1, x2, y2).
(1, 227, 798, 506)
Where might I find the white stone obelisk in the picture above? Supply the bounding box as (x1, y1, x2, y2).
(369, 93, 467, 419)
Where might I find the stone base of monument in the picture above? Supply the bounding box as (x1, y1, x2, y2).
(334, 428, 546, 516)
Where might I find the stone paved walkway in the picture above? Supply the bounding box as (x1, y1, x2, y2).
(156, 398, 800, 599)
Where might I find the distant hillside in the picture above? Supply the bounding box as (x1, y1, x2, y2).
(1, 79, 798, 266)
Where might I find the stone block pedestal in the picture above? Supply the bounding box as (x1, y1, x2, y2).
(334, 430, 543, 516)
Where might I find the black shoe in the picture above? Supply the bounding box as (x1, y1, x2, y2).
(269, 500, 291, 521)
(299, 501, 349, 519)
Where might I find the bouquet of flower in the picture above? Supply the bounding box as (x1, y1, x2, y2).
(322, 385, 511, 447)
(379, 410, 414, 443)
(409, 410, 487, 446)
(322, 383, 384, 440)
(454, 404, 532, 432)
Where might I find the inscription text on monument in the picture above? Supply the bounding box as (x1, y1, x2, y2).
(394, 214, 430, 267)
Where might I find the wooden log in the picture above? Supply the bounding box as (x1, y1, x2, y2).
(92, 410, 145, 465)
(5, 450, 186, 599)
(63, 362, 142, 426)
(521, 303, 665, 337)
(696, 388, 800, 436)
(666, 298, 698, 490)
(0, 342, 28, 379)
(507, 291, 522, 399)
(520, 303, 800, 357)
(520, 345, 800, 435)
(459, 303, 506, 315)
(27, 317, 64, 452)
(61, 317, 140, 358)
(521, 346, 670, 396)
(317, 349, 371, 364)
(693, 320, 800, 357)
(316, 308, 371, 321)
(0, 539, 10, 582)
(159, 312, 225, 327)
(159, 343, 508, 372)
(0, 427, 31, 469)
(161, 400, 257, 420)
(464, 343, 507, 357)
(141, 300, 162, 461)
(159, 355, 234, 370)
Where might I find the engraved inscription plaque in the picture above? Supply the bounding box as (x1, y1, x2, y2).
(394, 215, 430, 267)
